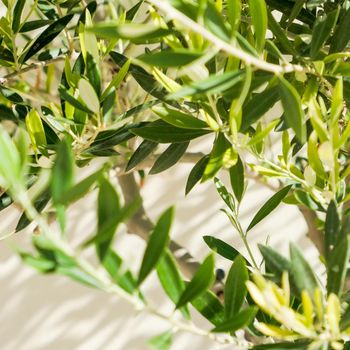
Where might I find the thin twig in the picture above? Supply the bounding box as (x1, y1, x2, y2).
(0, 57, 65, 83)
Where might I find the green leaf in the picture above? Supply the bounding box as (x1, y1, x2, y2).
(278, 77, 306, 143)
(185, 155, 209, 195)
(252, 341, 310, 349)
(51, 139, 74, 205)
(138, 50, 202, 68)
(325, 200, 340, 259)
(86, 52, 101, 96)
(247, 185, 292, 232)
(12, 0, 26, 33)
(202, 133, 231, 182)
(290, 243, 319, 296)
(126, 140, 158, 172)
(125, 1, 144, 21)
(204, 2, 231, 42)
(148, 331, 173, 350)
(167, 71, 244, 99)
(16, 190, 51, 232)
(19, 19, 53, 33)
(152, 106, 208, 129)
(229, 156, 244, 202)
(203, 235, 240, 261)
(212, 306, 257, 332)
(327, 236, 350, 296)
(95, 177, 121, 259)
(310, 9, 339, 59)
(110, 51, 168, 101)
(330, 8, 350, 53)
(57, 266, 103, 289)
(258, 244, 292, 277)
(20, 252, 55, 272)
(191, 289, 225, 326)
(249, 0, 268, 52)
(288, 0, 307, 27)
(138, 207, 174, 285)
(130, 120, 211, 143)
(59, 85, 93, 114)
(157, 250, 190, 319)
(240, 86, 280, 131)
(87, 23, 172, 42)
(20, 14, 74, 63)
(149, 142, 189, 175)
(176, 254, 215, 309)
(227, 0, 241, 35)
(224, 256, 248, 319)
(25, 109, 47, 153)
(78, 78, 100, 114)
(214, 177, 235, 212)
(101, 59, 130, 101)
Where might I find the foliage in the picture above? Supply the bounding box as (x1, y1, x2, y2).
(1, 0, 350, 348)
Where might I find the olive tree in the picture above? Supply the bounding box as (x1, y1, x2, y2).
(0, 0, 350, 349)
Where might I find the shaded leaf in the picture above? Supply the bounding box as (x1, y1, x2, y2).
(247, 185, 293, 232)
(131, 120, 211, 143)
(224, 256, 248, 319)
(203, 235, 240, 261)
(149, 142, 189, 175)
(185, 155, 209, 195)
(212, 306, 257, 332)
(176, 254, 215, 309)
(138, 207, 174, 285)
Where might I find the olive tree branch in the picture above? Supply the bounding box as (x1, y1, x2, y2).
(147, 0, 306, 75)
(0, 56, 65, 84)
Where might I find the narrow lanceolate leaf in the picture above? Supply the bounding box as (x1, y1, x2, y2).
(203, 235, 240, 262)
(310, 9, 339, 59)
(96, 177, 121, 259)
(87, 23, 172, 42)
(212, 307, 257, 333)
(191, 290, 225, 326)
(278, 77, 306, 143)
(131, 120, 211, 143)
(25, 109, 47, 152)
(138, 207, 174, 285)
(167, 71, 244, 99)
(126, 140, 158, 172)
(157, 251, 190, 319)
(325, 200, 340, 259)
(249, 0, 268, 52)
(227, 0, 241, 35)
(258, 244, 292, 276)
(51, 139, 74, 204)
(229, 156, 244, 202)
(176, 254, 215, 309)
(185, 155, 209, 195)
(78, 78, 100, 114)
(214, 177, 235, 212)
(12, 0, 26, 33)
(224, 256, 248, 319)
(86, 52, 101, 96)
(327, 236, 350, 296)
(20, 14, 74, 63)
(204, 3, 231, 42)
(247, 185, 293, 232)
(148, 331, 173, 350)
(330, 8, 350, 53)
(288, 0, 307, 27)
(138, 50, 202, 68)
(290, 243, 319, 296)
(152, 106, 208, 129)
(149, 142, 189, 175)
(202, 133, 231, 182)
